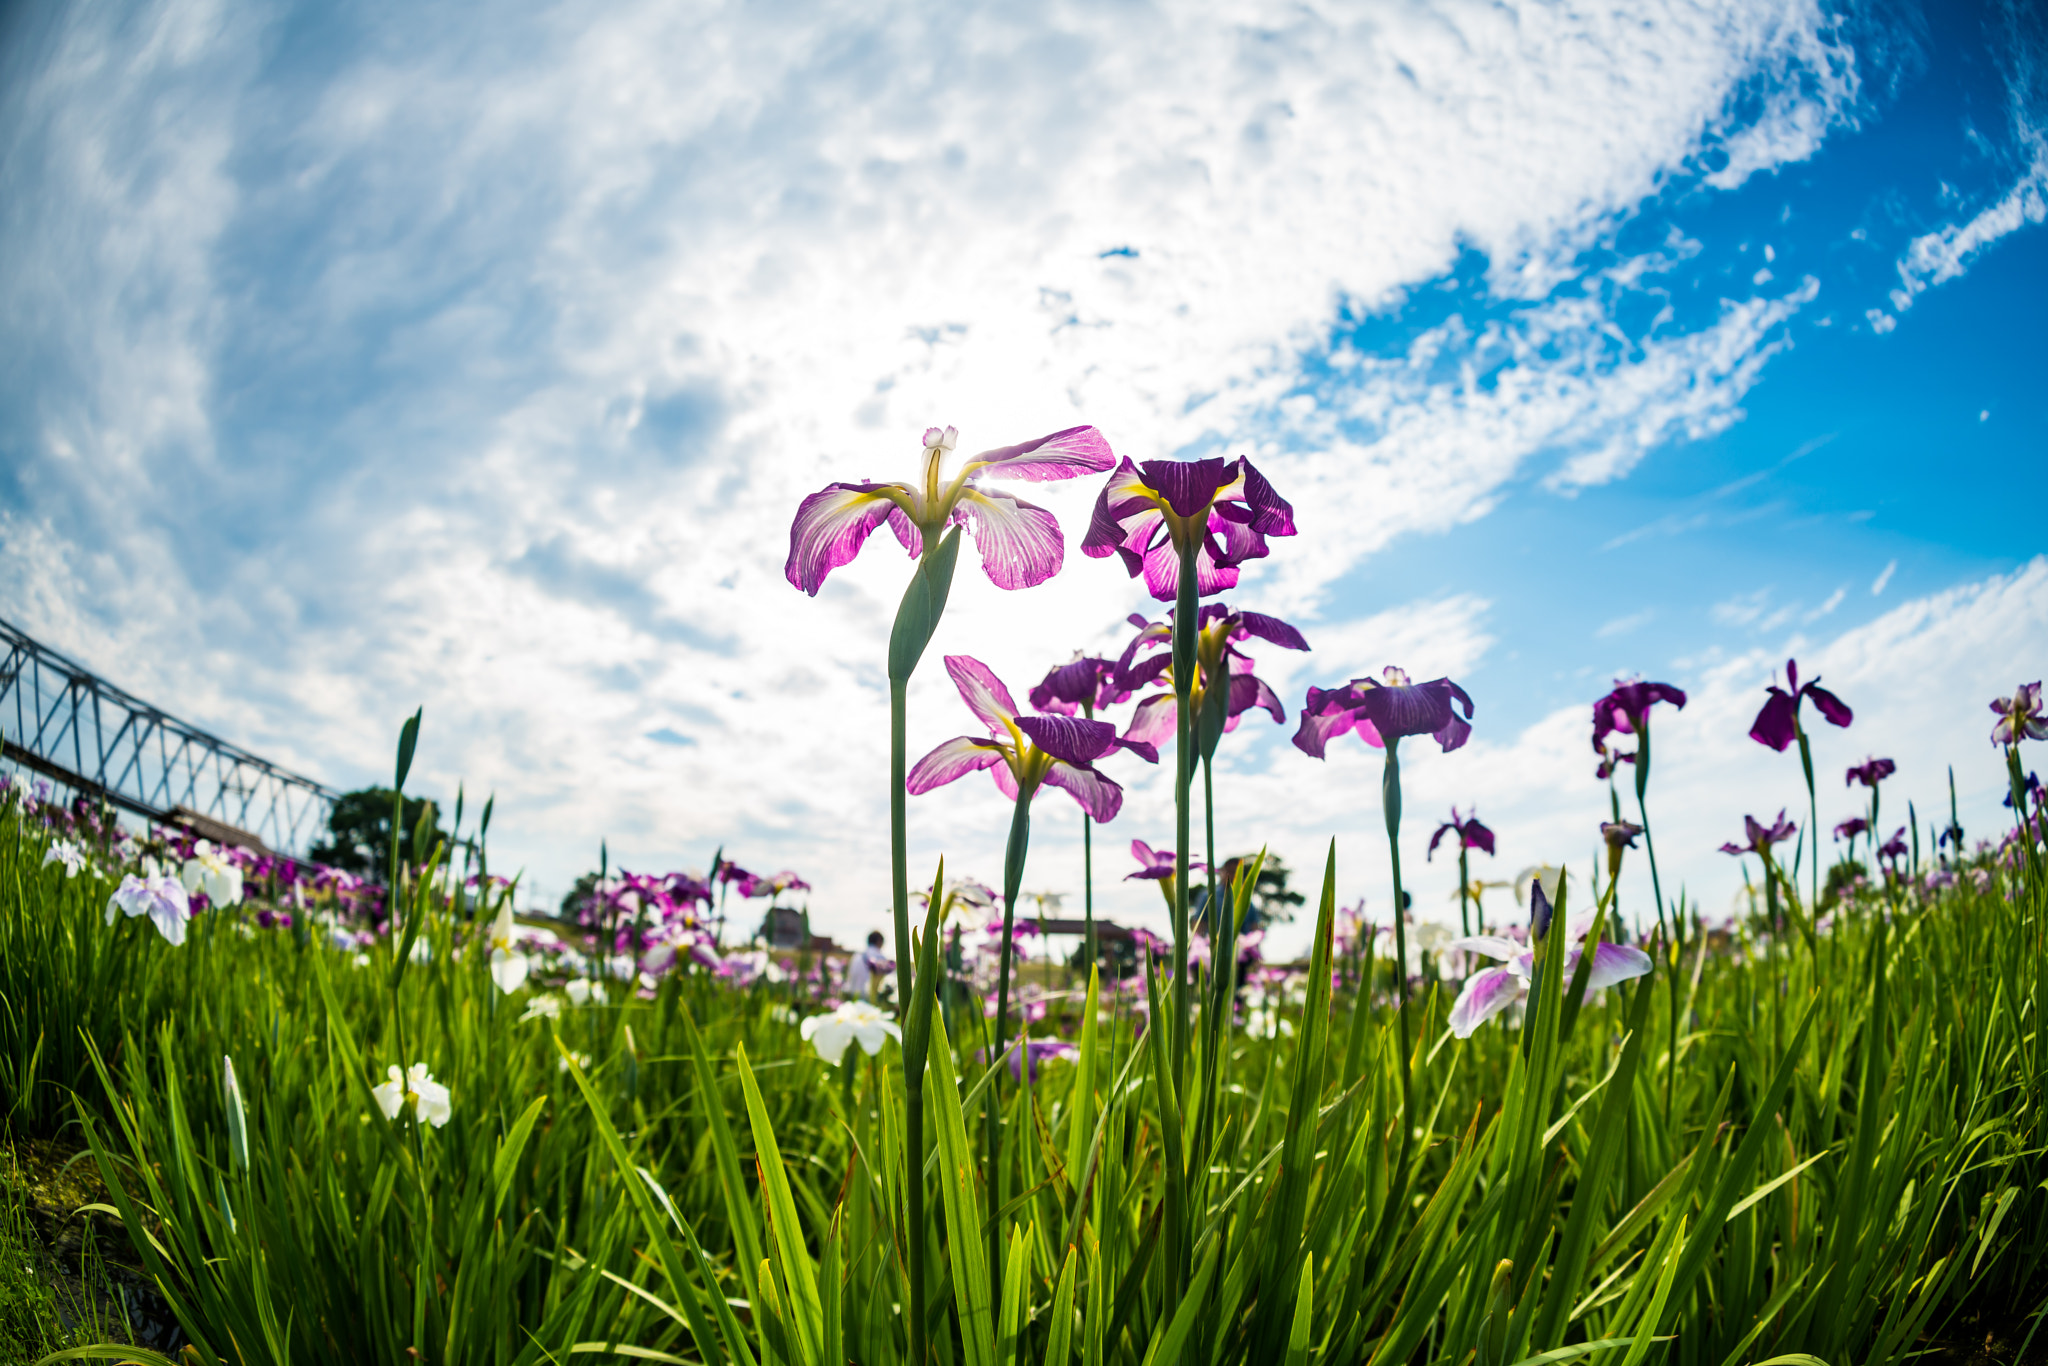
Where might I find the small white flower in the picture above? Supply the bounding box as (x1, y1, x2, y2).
(43, 840, 88, 877)
(180, 841, 244, 907)
(519, 994, 563, 1023)
(564, 979, 608, 1007)
(557, 1050, 592, 1074)
(799, 1000, 902, 1066)
(371, 1063, 452, 1127)
(1243, 1007, 1294, 1040)
(486, 904, 529, 994)
(352, 953, 372, 968)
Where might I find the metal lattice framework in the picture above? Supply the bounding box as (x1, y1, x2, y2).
(0, 616, 337, 855)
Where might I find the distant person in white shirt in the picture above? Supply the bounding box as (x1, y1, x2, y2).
(846, 930, 892, 999)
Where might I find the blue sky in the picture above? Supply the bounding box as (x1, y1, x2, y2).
(2, 0, 2043, 951)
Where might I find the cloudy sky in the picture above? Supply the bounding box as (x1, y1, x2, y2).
(2, 0, 2043, 953)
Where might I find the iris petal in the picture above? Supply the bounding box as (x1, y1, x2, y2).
(943, 655, 1022, 734)
(785, 483, 906, 595)
(1015, 713, 1120, 767)
(1579, 941, 1654, 991)
(965, 424, 1115, 481)
(906, 736, 1005, 794)
(960, 489, 1064, 590)
(1449, 967, 1524, 1038)
(1042, 760, 1124, 822)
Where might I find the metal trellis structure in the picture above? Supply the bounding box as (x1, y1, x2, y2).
(0, 615, 338, 856)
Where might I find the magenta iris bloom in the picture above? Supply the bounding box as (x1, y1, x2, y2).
(739, 870, 812, 899)
(785, 424, 1114, 595)
(1991, 682, 2046, 745)
(907, 656, 1158, 821)
(1721, 810, 1798, 857)
(1845, 757, 1896, 788)
(1592, 680, 1687, 751)
(1080, 456, 1296, 600)
(1028, 656, 1130, 716)
(1126, 839, 1200, 881)
(1835, 816, 1870, 840)
(1749, 658, 1853, 752)
(1116, 604, 1306, 746)
(1427, 809, 1495, 860)
(1293, 667, 1474, 757)
(1877, 827, 1909, 862)
(1447, 886, 1650, 1039)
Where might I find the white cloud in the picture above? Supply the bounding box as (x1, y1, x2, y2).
(0, 0, 1887, 931)
(1872, 559, 1897, 595)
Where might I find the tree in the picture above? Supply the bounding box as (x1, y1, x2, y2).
(309, 787, 447, 880)
(1192, 852, 1307, 931)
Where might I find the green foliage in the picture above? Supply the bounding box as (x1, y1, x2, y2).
(3, 788, 2046, 1364)
(307, 787, 447, 878)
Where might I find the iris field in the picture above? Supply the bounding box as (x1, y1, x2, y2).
(2, 426, 2046, 1365)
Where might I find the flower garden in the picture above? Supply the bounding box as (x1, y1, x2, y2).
(2, 425, 2045, 1365)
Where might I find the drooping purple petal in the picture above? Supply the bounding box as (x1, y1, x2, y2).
(1235, 611, 1309, 651)
(1031, 658, 1106, 715)
(1449, 966, 1524, 1038)
(1114, 736, 1160, 763)
(1082, 460, 1155, 559)
(1041, 760, 1124, 822)
(944, 655, 1021, 734)
(906, 737, 1005, 794)
(1120, 650, 1175, 693)
(1015, 713, 1121, 767)
(959, 489, 1065, 590)
(1226, 672, 1285, 724)
(964, 425, 1116, 482)
(1462, 818, 1497, 856)
(1355, 677, 1468, 746)
(1576, 941, 1653, 991)
(1806, 683, 1854, 729)
(1138, 457, 1236, 518)
(1748, 688, 1798, 752)
(1236, 458, 1296, 537)
(1123, 694, 1179, 747)
(785, 482, 906, 596)
(1127, 839, 1178, 879)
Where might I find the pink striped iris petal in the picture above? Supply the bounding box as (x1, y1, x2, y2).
(965, 424, 1115, 482)
(1123, 694, 1178, 747)
(785, 481, 908, 595)
(943, 655, 1021, 734)
(1449, 966, 1525, 1038)
(960, 488, 1065, 589)
(906, 736, 1006, 795)
(1041, 761, 1125, 823)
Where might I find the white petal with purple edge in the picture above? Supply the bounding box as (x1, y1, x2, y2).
(1579, 941, 1653, 991)
(1449, 967, 1525, 1038)
(943, 655, 1021, 733)
(906, 737, 1005, 795)
(960, 489, 1064, 590)
(785, 483, 906, 595)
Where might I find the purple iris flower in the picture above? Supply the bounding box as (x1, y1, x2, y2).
(1080, 456, 1296, 600)
(1877, 827, 1910, 863)
(1991, 682, 2046, 745)
(1115, 604, 1307, 746)
(1592, 680, 1687, 751)
(1293, 667, 1475, 757)
(979, 1037, 1078, 1081)
(1720, 810, 1798, 858)
(740, 870, 811, 899)
(1427, 809, 1495, 860)
(785, 423, 1115, 595)
(1748, 658, 1853, 752)
(1600, 820, 1644, 852)
(907, 656, 1158, 821)
(1835, 816, 1870, 841)
(1028, 655, 1130, 716)
(1845, 757, 1896, 788)
(1126, 839, 1201, 881)
(1594, 742, 1636, 782)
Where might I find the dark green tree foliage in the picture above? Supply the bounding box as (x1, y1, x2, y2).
(560, 871, 603, 921)
(308, 787, 446, 879)
(1194, 852, 1306, 930)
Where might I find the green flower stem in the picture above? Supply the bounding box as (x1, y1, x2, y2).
(1796, 725, 1819, 915)
(988, 787, 1034, 1291)
(1458, 845, 1471, 937)
(1382, 740, 1415, 1198)
(1635, 715, 1669, 939)
(1171, 545, 1198, 1078)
